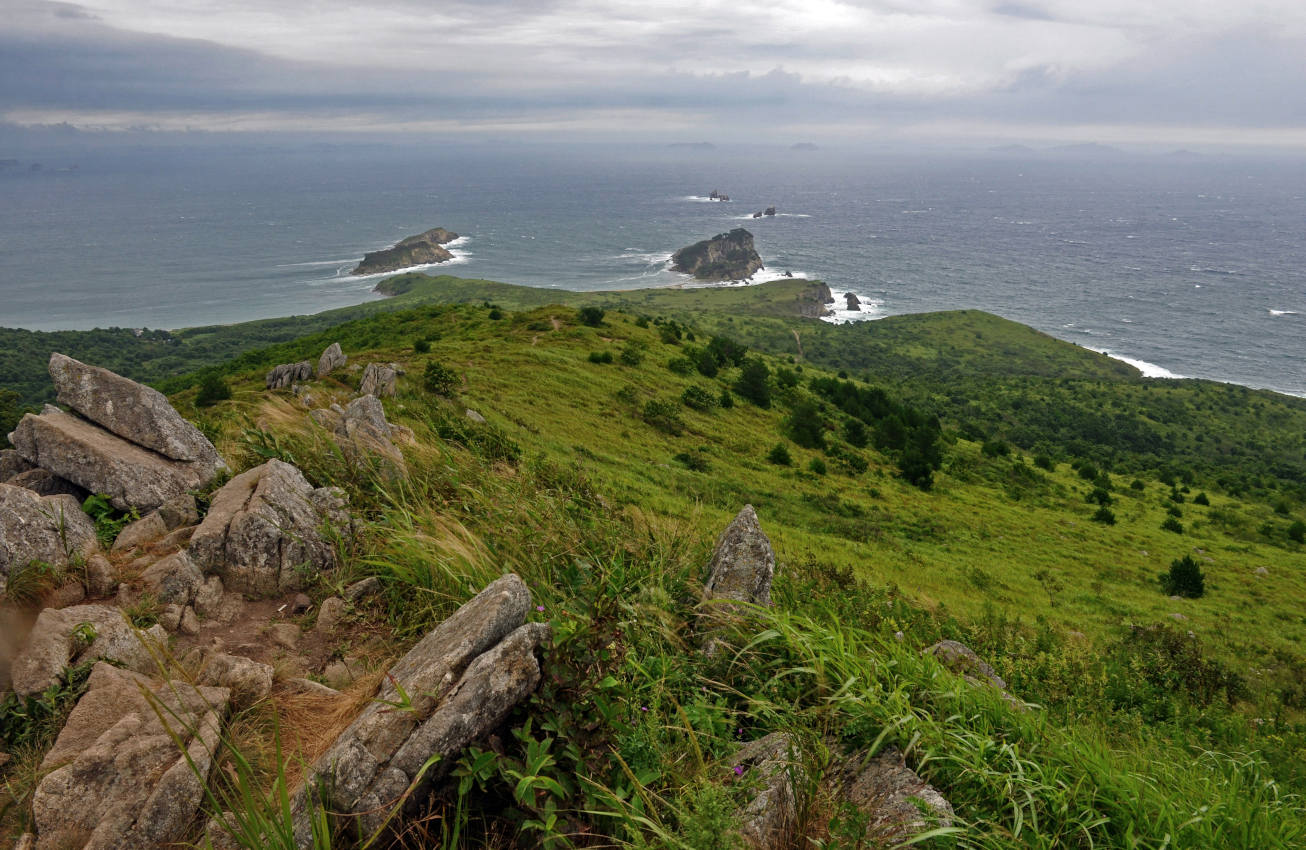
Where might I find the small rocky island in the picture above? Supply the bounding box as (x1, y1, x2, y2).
(351, 227, 458, 276)
(671, 228, 764, 282)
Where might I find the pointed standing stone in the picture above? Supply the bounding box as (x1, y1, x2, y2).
(704, 505, 775, 609)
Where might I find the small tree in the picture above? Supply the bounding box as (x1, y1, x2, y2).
(578, 306, 605, 327)
(1289, 520, 1306, 544)
(1161, 516, 1184, 534)
(735, 358, 772, 408)
(195, 373, 231, 408)
(1162, 555, 1205, 598)
(413, 337, 431, 354)
(786, 400, 826, 449)
(767, 443, 792, 466)
(423, 361, 459, 396)
(1092, 506, 1116, 525)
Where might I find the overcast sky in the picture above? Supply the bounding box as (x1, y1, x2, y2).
(4, 0, 1306, 147)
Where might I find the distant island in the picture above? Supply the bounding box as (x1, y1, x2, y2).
(671, 228, 764, 281)
(791, 142, 819, 151)
(353, 227, 459, 276)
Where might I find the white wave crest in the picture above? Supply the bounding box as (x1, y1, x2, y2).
(1269, 309, 1299, 316)
(1091, 348, 1184, 379)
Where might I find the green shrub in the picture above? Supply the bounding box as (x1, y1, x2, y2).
(786, 400, 826, 449)
(588, 351, 614, 364)
(1193, 491, 1210, 506)
(1289, 520, 1306, 544)
(694, 348, 719, 378)
(719, 388, 734, 409)
(767, 443, 792, 466)
(195, 373, 231, 408)
(667, 356, 695, 376)
(1162, 554, 1205, 598)
(642, 399, 684, 435)
(681, 386, 718, 411)
(1166, 504, 1183, 518)
(774, 367, 800, 389)
(413, 337, 431, 354)
(674, 450, 711, 472)
(1130, 478, 1146, 491)
(981, 439, 1010, 458)
(578, 306, 605, 327)
(735, 358, 772, 408)
(1087, 487, 1113, 506)
(1034, 454, 1054, 471)
(619, 344, 644, 366)
(1161, 516, 1184, 534)
(1092, 506, 1116, 525)
(487, 307, 504, 320)
(423, 361, 459, 396)
(808, 457, 827, 475)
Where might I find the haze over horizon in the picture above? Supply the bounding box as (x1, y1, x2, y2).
(3, 0, 1306, 151)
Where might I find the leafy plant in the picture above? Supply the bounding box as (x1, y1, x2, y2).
(81, 493, 139, 548)
(1162, 555, 1206, 598)
(767, 443, 792, 466)
(195, 372, 232, 407)
(578, 306, 605, 327)
(642, 399, 684, 435)
(681, 385, 718, 412)
(423, 361, 459, 396)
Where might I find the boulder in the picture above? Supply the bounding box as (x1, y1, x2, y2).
(266, 361, 313, 390)
(83, 553, 117, 598)
(5, 468, 88, 501)
(199, 652, 274, 706)
(703, 505, 775, 611)
(309, 395, 408, 475)
(48, 353, 225, 471)
(316, 596, 346, 633)
(317, 342, 347, 378)
(10, 604, 167, 696)
(732, 733, 804, 849)
(157, 493, 200, 530)
(188, 460, 350, 597)
(358, 363, 399, 398)
(111, 512, 168, 553)
(0, 485, 99, 593)
(30, 662, 229, 850)
(344, 576, 382, 602)
(465, 408, 486, 424)
(9, 410, 217, 512)
(839, 747, 953, 845)
(140, 551, 204, 606)
(0, 448, 35, 481)
(292, 574, 550, 844)
(193, 575, 225, 618)
(924, 639, 1026, 710)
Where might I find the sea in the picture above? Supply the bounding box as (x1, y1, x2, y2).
(1, 143, 1303, 396)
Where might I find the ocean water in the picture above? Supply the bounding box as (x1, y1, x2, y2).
(1, 144, 1303, 396)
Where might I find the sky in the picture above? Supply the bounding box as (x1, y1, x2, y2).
(4, 0, 1306, 148)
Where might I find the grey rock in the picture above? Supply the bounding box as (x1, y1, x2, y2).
(358, 363, 398, 398)
(193, 575, 225, 619)
(292, 574, 549, 846)
(155, 525, 196, 552)
(344, 576, 381, 602)
(703, 505, 775, 610)
(9, 410, 217, 512)
(48, 353, 225, 472)
(159, 604, 183, 632)
(267, 361, 313, 390)
(0, 448, 35, 480)
(323, 658, 361, 689)
(465, 408, 486, 424)
(309, 394, 408, 476)
(1255, 566, 1269, 576)
(0, 484, 99, 591)
(44, 581, 85, 609)
(178, 606, 200, 635)
(12, 834, 34, 850)
(269, 622, 301, 651)
(111, 512, 168, 553)
(200, 652, 274, 706)
(291, 592, 313, 615)
(924, 640, 1027, 711)
(10, 604, 167, 697)
(31, 662, 229, 850)
(316, 596, 346, 633)
(157, 493, 199, 530)
(83, 553, 116, 598)
(733, 733, 804, 849)
(6, 468, 89, 501)
(317, 342, 347, 378)
(285, 678, 342, 697)
(140, 551, 203, 606)
(840, 747, 953, 845)
(188, 460, 349, 597)
(844, 291, 862, 311)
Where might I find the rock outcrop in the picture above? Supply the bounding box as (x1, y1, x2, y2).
(358, 362, 400, 398)
(317, 342, 347, 378)
(266, 361, 313, 390)
(703, 505, 775, 611)
(292, 573, 549, 845)
(839, 747, 954, 845)
(733, 733, 803, 848)
(925, 639, 1026, 710)
(353, 228, 458, 276)
(10, 603, 167, 696)
(6, 467, 88, 500)
(309, 395, 411, 476)
(188, 459, 349, 597)
(30, 662, 229, 850)
(795, 281, 835, 318)
(7, 355, 226, 512)
(0, 448, 34, 481)
(671, 228, 764, 281)
(845, 292, 861, 311)
(0, 485, 99, 593)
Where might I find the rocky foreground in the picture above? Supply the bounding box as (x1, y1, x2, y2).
(352, 227, 459, 276)
(671, 227, 764, 281)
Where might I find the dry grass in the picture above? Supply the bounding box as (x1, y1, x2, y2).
(274, 672, 386, 789)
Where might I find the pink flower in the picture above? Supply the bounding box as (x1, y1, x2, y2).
(536, 605, 545, 611)
(733, 765, 745, 777)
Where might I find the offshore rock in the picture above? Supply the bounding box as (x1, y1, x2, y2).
(292, 574, 549, 846)
(48, 353, 224, 471)
(358, 362, 399, 398)
(0, 485, 99, 593)
(839, 747, 954, 845)
(703, 505, 775, 610)
(671, 228, 764, 281)
(266, 361, 313, 390)
(9, 410, 215, 512)
(188, 460, 349, 596)
(845, 292, 861, 311)
(353, 227, 458, 276)
(31, 662, 229, 850)
(317, 342, 347, 378)
(10, 603, 167, 696)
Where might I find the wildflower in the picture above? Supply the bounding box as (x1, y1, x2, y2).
(640, 706, 650, 712)
(733, 765, 745, 777)
(536, 605, 545, 611)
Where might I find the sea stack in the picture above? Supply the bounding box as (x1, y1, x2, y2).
(671, 228, 764, 282)
(352, 227, 458, 276)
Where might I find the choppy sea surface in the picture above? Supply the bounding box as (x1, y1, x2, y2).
(1, 144, 1302, 395)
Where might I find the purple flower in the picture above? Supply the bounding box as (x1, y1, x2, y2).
(640, 706, 650, 712)
(536, 605, 545, 611)
(733, 765, 745, 777)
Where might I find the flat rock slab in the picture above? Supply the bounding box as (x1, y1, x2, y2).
(31, 662, 230, 850)
(0, 484, 99, 591)
(293, 573, 549, 845)
(188, 459, 350, 596)
(9, 410, 215, 512)
(49, 352, 225, 471)
(10, 603, 167, 697)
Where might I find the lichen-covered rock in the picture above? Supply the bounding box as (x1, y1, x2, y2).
(292, 574, 549, 845)
(316, 596, 346, 633)
(5, 467, 88, 501)
(732, 733, 804, 849)
(199, 652, 274, 706)
(839, 747, 953, 845)
(9, 410, 217, 512)
(111, 512, 168, 553)
(188, 460, 349, 596)
(266, 361, 313, 390)
(309, 395, 408, 476)
(48, 353, 225, 472)
(703, 505, 775, 610)
(358, 363, 399, 398)
(83, 553, 117, 598)
(10, 604, 167, 696)
(0, 484, 99, 593)
(924, 640, 1026, 711)
(30, 662, 230, 850)
(0, 448, 35, 481)
(317, 342, 347, 378)
(157, 493, 200, 530)
(140, 550, 203, 606)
